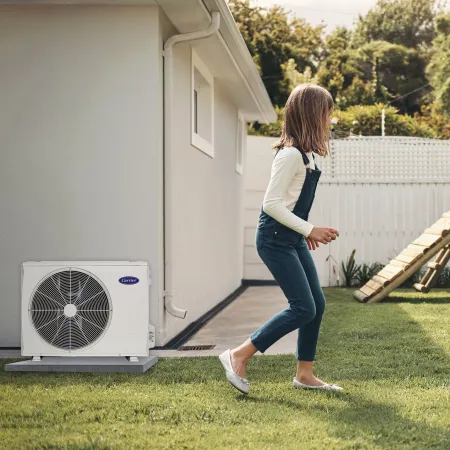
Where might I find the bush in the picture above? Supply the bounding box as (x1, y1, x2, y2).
(400, 267, 426, 288)
(355, 262, 384, 286)
(414, 104, 450, 139)
(341, 249, 361, 287)
(341, 251, 450, 289)
(332, 104, 437, 138)
(436, 266, 450, 288)
(249, 103, 439, 139)
(398, 264, 450, 289)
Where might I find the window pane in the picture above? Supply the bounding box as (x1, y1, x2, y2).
(194, 89, 198, 134)
(194, 68, 212, 144)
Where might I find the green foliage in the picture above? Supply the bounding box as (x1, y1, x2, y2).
(400, 268, 427, 288)
(232, 0, 449, 138)
(317, 27, 362, 103)
(334, 77, 378, 110)
(341, 249, 361, 287)
(352, 0, 440, 49)
(319, 38, 430, 113)
(437, 266, 450, 287)
(228, 0, 325, 106)
(427, 13, 450, 115)
(342, 252, 450, 289)
(355, 262, 384, 287)
(354, 41, 429, 113)
(281, 59, 318, 92)
(414, 104, 450, 139)
(332, 104, 437, 138)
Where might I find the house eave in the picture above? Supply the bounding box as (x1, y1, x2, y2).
(206, 0, 276, 124)
(156, 0, 276, 124)
(0, 0, 276, 123)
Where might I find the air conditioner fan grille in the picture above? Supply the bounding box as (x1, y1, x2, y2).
(30, 269, 112, 350)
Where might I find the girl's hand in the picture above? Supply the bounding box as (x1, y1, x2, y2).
(308, 227, 339, 245)
(306, 238, 320, 251)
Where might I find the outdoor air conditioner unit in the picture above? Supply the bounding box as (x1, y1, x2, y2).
(21, 261, 154, 359)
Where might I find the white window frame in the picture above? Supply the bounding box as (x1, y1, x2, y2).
(191, 49, 215, 158)
(236, 112, 246, 174)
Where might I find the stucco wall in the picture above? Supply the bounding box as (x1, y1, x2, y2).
(165, 40, 244, 342)
(0, 6, 164, 346)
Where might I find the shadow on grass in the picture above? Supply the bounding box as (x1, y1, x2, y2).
(385, 296, 450, 304)
(241, 288, 450, 447)
(238, 390, 448, 447)
(383, 288, 450, 304)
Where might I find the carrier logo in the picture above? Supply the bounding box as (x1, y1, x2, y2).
(119, 276, 140, 285)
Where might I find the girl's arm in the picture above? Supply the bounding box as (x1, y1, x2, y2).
(262, 147, 314, 238)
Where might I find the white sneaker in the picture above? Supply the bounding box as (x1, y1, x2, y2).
(293, 377, 343, 391)
(219, 349, 249, 395)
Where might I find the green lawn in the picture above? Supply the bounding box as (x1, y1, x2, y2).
(1, 288, 449, 450)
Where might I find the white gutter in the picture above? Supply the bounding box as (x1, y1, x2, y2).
(211, 0, 277, 124)
(162, 10, 221, 319)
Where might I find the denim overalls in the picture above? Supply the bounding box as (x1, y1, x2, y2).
(250, 148, 326, 361)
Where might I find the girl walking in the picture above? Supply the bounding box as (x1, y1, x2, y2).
(219, 84, 342, 394)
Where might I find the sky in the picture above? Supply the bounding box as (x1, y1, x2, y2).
(253, 0, 378, 30)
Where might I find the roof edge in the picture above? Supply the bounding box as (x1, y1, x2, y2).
(209, 0, 276, 124)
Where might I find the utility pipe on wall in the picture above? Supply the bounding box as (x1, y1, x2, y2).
(162, 11, 221, 319)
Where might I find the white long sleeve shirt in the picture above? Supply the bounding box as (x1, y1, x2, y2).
(262, 146, 316, 238)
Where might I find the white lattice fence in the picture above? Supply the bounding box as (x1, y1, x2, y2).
(321, 136, 450, 181)
(244, 136, 450, 286)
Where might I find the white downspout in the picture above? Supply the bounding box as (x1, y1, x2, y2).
(163, 11, 221, 319)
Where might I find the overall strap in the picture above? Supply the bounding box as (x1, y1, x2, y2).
(298, 148, 310, 166)
(311, 152, 319, 169)
(275, 147, 319, 169)
(298, 148, 318, 169)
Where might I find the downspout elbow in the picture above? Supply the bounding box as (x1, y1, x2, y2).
(164, 11, 220, 54)
(164, 292, 187, 319)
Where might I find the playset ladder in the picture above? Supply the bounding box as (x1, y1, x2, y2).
(353, 211, 450, 303)
(413, 244, 450, 293)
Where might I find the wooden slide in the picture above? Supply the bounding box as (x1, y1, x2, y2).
(353, 211, 450, 303)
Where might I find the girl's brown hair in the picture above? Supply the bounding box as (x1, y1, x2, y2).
(274, 84, 334, 157)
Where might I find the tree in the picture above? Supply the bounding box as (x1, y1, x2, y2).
(352, 0, 441, 49)
(319, 36, 429, 113)
(415, 105, 450, 138)
(231, 0, 448, 138)
(351, 0, 445, 114)
(228, 0, 325, 106)
(354, 41, 429, 114)
(281, 59, 318, 93)
(317, 27, 363, 106)
(427, 13, 450, 115)
(337, 77, 379, 110)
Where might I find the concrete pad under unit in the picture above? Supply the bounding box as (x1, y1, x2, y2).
(5, 356, 158, 373)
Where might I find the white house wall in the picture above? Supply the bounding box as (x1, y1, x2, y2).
(0, 6, 164, 347)
(165, 39, 244, 342)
